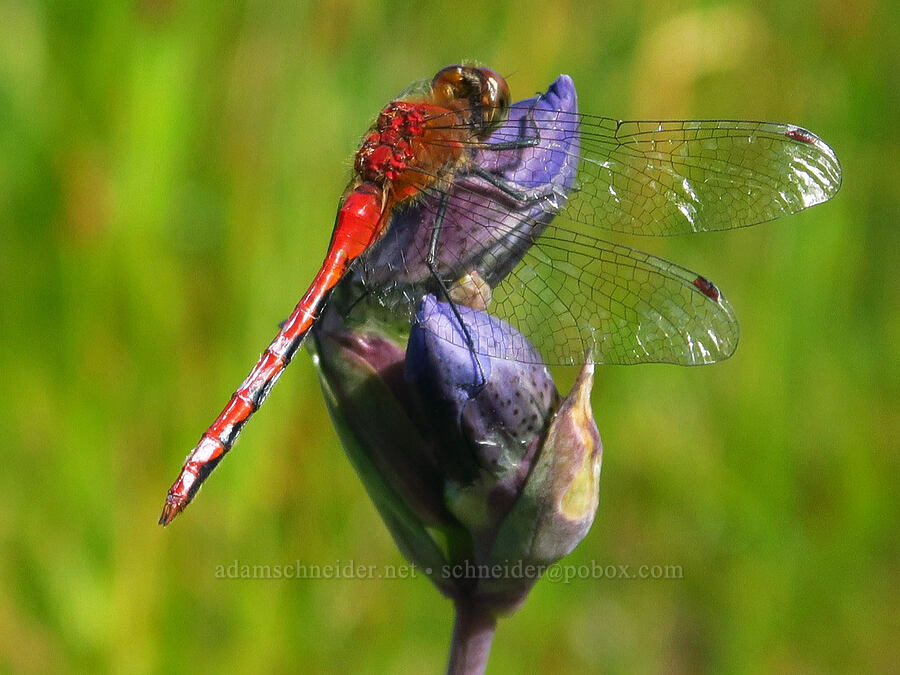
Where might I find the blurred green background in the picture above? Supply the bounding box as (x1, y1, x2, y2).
(1, 0, 896, 672)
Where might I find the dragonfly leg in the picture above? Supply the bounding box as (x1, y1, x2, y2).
(425, 191, 487, 391)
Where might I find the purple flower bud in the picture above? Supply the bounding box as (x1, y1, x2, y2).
(314, 290, 601, 610)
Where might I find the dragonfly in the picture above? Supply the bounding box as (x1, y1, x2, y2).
(160, 64, 842, 525)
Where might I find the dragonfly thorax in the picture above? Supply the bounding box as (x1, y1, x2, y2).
(354, 100, 471, 203)
(355, 102, 427, 183)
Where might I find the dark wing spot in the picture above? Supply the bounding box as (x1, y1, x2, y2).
(785, 126, 816, 144)
(693, 275, 720, 301)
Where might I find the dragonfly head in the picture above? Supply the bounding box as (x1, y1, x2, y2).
(431, 64, 511, 138)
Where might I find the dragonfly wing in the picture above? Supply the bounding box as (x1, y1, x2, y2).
(487, 116, 843, 236)
(422, 220, 739, 366)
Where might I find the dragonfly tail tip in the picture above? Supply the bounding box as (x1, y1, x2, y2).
(158, 497, 183, 527)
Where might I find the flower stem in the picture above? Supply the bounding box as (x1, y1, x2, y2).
(446, 598, 497, 675)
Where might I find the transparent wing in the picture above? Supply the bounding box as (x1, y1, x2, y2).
(492, 225, 738, 365)
(482, 115, 844, 236)
(422, 103, 843, 237)
(403, 194, 739, 366)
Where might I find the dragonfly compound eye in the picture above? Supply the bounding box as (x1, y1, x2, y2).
(474, 66, 511, 130)
(431, 64, 511, 137)
(431, 64, 468, 104)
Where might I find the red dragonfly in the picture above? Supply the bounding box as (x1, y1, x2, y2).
(160, 64, 841, 525)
